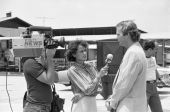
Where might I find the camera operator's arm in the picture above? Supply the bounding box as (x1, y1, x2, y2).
(37, 59, 58, 85)
(37, 49, 58, 85)
(56, 70, 70, 83)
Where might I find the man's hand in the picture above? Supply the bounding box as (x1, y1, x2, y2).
(105, 101, 112, 111)
(110, 108, 116, 112)
(105, 100, 116, 112)
(105, 96, 117, 112)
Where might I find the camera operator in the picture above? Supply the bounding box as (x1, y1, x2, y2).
(23, 35, 108, 112)
(23, 41, 58, 112)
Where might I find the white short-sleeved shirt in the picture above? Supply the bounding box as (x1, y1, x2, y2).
(146, 57, 157, 81)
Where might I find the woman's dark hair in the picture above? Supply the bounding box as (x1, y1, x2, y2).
(116, 20, 140, 42)
(65, 40, 88, 62)
(143, 40, 155, 50)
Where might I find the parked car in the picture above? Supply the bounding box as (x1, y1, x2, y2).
(157, 67, 170, 88)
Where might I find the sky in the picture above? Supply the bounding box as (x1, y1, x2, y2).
(0, 0, 170, 33)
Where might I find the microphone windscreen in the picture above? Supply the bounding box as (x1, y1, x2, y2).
(107, 54, 113, 60)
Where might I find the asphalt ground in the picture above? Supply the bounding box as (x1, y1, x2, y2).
(0, 72, 170, 112)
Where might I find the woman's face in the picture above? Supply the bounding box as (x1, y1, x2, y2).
(74, 45, 87, 63)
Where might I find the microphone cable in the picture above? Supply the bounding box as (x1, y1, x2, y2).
(5, 55, 14, 112)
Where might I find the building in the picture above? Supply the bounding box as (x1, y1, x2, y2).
(0, 14, 32, 71)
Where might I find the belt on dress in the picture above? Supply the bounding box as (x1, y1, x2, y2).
(147, 80, 156, 84)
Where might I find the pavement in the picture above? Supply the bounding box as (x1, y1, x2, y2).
(0, 72, 170, 112)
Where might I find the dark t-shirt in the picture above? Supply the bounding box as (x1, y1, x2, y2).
(23, 59, 53, 105)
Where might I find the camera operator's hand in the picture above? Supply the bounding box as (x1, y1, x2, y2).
(36, 48, 56, 69)
(44, 49, 56, 70)
(44, 38, 56, 49)
(46, 49, 56, 59)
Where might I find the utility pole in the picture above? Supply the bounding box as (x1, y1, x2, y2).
(36, 17, 55, 26)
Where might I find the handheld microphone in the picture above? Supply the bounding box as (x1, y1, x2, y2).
(104, 54, 113, 75)
(105, 54, 113, 65)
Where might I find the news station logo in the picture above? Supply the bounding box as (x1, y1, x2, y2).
(12, 37, 44, 49)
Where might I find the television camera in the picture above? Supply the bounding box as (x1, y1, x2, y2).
(4, 26, 65, 57)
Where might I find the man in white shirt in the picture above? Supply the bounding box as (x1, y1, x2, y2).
(143, 40, 163, 112)
(106, 20, 147, 112)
